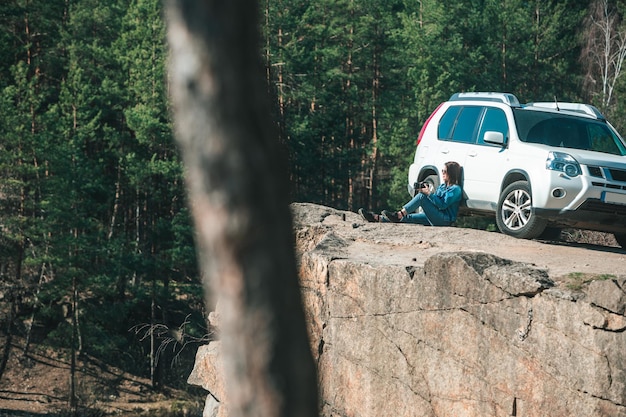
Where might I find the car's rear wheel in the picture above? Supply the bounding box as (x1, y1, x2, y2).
(422, 174, 440, 194)
(614, 233, 626, 249)
(496, 180, 547, 239)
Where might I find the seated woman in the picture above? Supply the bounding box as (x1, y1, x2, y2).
(359, 161, 463, 226)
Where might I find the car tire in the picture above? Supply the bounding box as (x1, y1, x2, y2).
(496, 180, 547, 239)
(614, 233, 626, 249)
(422, 174, 440, 193)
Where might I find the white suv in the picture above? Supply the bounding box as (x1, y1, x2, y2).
(408, 92, 626, 248)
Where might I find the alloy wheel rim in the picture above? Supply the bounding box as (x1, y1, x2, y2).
(501, 189, 532, 231)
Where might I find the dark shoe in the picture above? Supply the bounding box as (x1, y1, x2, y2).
(358, 208, 378, 222)
(382, 209, 402, 223)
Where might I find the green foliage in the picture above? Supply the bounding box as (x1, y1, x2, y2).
(457, 216, 498, 232)
(564, 272, 615, 292)
(264, 0, 593, 213)
(0, 0, 202, 392)
(1, 0, 625, 394)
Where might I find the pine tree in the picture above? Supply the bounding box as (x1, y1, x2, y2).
(0, 0, 68, 370)
(116, 0, 197, 387)
(265, 0, 410, 209)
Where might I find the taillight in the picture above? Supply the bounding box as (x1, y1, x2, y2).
(416, 103, 443, 146)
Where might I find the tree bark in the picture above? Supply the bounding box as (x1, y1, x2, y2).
(582, 0, 626, 110)
(150, 278, 157, 389)
(0, 294, 16, 382)
(69, 277, 77, 412)
(165, 1, 319, 417)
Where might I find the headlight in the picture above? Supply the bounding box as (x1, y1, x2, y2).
(546, 151, 581, 177)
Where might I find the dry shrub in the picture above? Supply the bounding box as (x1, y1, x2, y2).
(561, 229, 619, 247)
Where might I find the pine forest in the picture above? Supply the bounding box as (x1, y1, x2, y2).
(1, 0, 626, 408)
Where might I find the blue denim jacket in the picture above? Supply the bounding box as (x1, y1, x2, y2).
(428, 184, 463, 222)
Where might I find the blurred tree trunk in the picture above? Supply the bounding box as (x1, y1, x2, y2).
(165, 1, 319, 417)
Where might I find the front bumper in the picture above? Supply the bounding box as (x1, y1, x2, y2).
(535, 199, 626, 234)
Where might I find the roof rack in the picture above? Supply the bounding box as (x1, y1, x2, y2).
(449, 92, 521, 107)
(525, 102, 605, 119)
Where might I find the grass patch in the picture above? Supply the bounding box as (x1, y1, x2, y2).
(563, 272, 615, 291)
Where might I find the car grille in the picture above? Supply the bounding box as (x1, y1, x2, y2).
(588, 165, 626, 189)
(611, 168, 626, 182)
(588, 166, 603, 177)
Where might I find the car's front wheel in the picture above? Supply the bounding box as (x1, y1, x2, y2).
(496, 180, 547, 239)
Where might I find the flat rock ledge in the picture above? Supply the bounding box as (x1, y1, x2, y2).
(189, 203, 626, 417)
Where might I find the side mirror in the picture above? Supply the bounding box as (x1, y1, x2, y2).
(484, 131, 505, 145)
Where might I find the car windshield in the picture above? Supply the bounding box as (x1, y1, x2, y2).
(513, 108, 626, 156)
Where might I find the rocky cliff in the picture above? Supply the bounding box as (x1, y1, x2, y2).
(189, 203, 626, 417)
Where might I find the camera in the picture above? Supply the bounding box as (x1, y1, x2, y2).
(414, 181, 428, 193)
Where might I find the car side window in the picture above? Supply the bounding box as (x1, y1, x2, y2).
(438, 106, 461, 140)
(449, 106, 483, 143)
(477, 107, 508, 146)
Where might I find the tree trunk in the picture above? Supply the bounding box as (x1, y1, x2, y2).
(0, 294, 16, 382)
(150, 278, 157, 389)
(23, 263, 47, 356)
(368, 33, 381, 209)
(582, 0, 626, 111)
(165, 1, 319, 417)
(69, 277, 78, 412)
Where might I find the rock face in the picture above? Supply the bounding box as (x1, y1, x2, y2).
(189, 203, 626, 417)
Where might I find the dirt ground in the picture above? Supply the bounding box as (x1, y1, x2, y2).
(0, 336, 204, 416)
